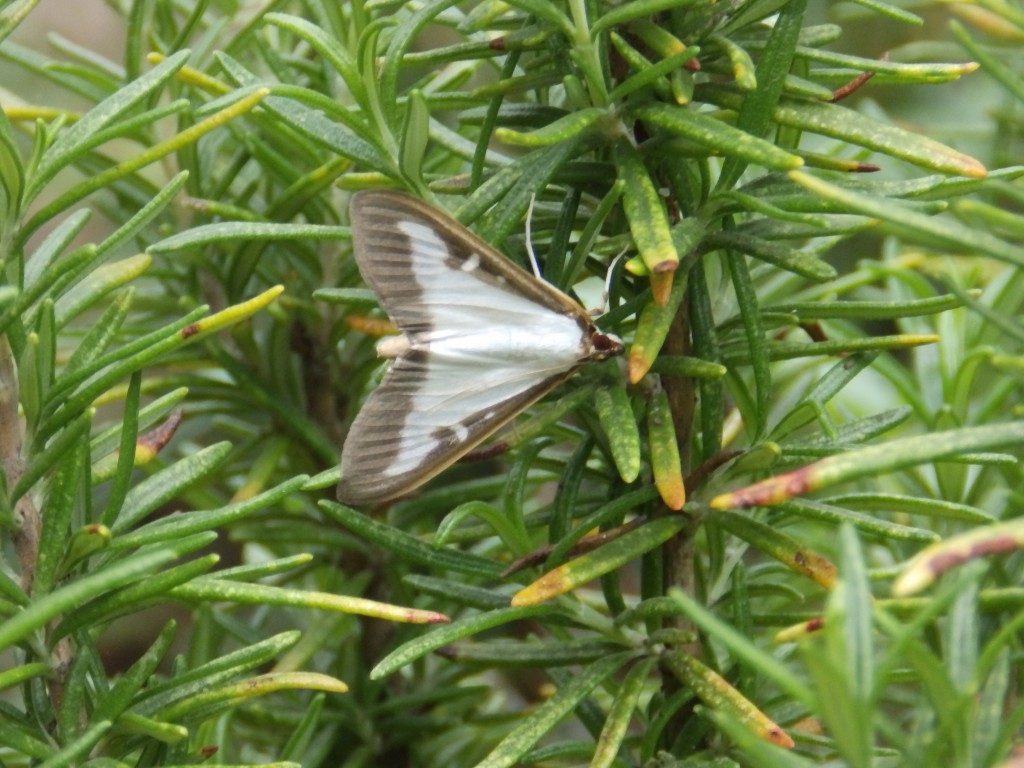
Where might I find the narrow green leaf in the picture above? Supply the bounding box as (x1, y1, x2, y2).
(791, 171, 1019, 264)
(0, 564, 27, 606)
(25, 303, 56, 428)
(724, 333, 937, 366)
(149, 221, 347, 254)
(946, 569, 981, 693)
(320, 500, 504, 578)
(403, 575, 512, 611)
(609, 32, 673, 102)
(663, 651, 794, 748)
(172, 581, 444, 626)
(713, 90, 989, 177)
(25, 50, 190, 201)
(160, 672, 346, 724)
(713, 422, 1024, 510)
(614, 141, 679, 277)
(33, 416, 89, 595)
(595, 386, 641, 483)
(93, 170, 189, 260)
(609, 47, 700, 103)
(36, 720, 112, 768)
(54, 555, 219, 641)
(825, 493, 996, 524)
(0, 661, 50, 690)
(401, 89, 430, 186)
(724, 243, 771, 440)
(814, 525, 874, 764)
(0, 107, 25, 220)
(592, 0, 698, 34)
(628, 267, 689, 383)
(110, 443, 233, 533)
(717, 0, 806, 189)
(0, 713, 50, 759)
(443, 638, 623, 666)
(763, 292, 973, 320)
(592, 658, 656, 768)
(42, 289, 281, 441)
(514, 516, 688, 606)
(650, 355, 726, 378)
(647, 389, 685, 511)
(436, 501, 531, 555)
(973, 650, 1011, 763)
(710, 34, 757, 90)
(384, 0, 491, 129)
(12, 410, 90, 505)
(213, 555, 312, 583)
(473, 136, 585, 245)
(90, 386, 186, 461)
(561, 180, 623, 290)
(0, 244, 95, 339)
(668, 586, 814, 707)
(263, 13, 362, 100)
(56, 645, 92, 742)
(780, 406, 910, 453)
(780, 499, 937, 543)
(475, 653, 634, 768)
(23, 209, 92, 289)
(717, 510, 837, 588)
(96, 371, 141, 526)
(21, 87, 271, 241)
(633, 103, 802, 171)
(468, 47, 521, 188)
(546, 486, 661, 568)
(312, 287, 378, 308)
(63, 291, 132, 382)
(706, 230, 835, 280)
(542, 186, 582, 288)
(551, 436, 594, 541)
(107, 711, 187, 745)
(51, 98, 191, 166)
(0, 534, 213, 652)
(0, 287, 17, 317)
(495, 107, 606, 146)
(371, 605, 560, 679)
(112, 476, 308, 549)
(688, 259, 724, 463)
(134, 631, 302, 714)
(54, 254, 150, 327)
(770, 352, 879, 441)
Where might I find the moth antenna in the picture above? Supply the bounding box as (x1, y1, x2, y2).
(525, 194, 542, 280)
(594, 248, 628, 317)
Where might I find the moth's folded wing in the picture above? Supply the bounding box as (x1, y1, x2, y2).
(349, 191, 586, 336)
(336, 352, 572, 505)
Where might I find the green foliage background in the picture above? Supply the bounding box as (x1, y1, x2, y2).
(0, 1, 1022, 766)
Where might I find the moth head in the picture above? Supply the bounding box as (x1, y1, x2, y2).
(589, 330, 624, 361)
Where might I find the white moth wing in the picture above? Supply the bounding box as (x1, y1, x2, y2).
(338, 191, 618, 505)
(338, 337, 582, 505)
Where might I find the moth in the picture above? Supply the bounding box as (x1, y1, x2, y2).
(337, 190, 624, 505)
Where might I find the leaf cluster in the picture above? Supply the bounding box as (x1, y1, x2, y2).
(0, 1, 1021, 767)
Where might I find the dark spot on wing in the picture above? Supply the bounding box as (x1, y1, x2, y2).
(431, 425, 461, 449)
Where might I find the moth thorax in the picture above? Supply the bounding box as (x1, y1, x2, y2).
(376, 334, 411, 359)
